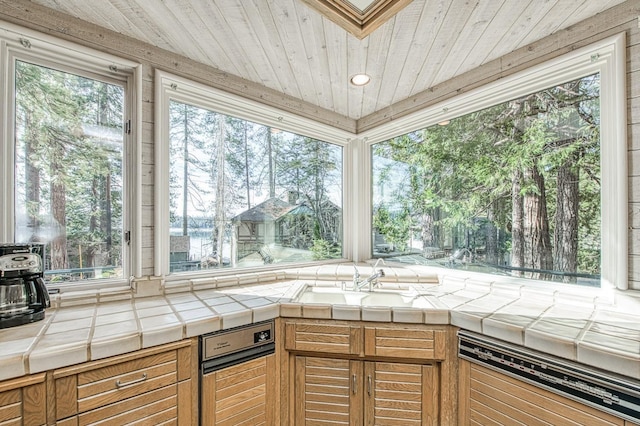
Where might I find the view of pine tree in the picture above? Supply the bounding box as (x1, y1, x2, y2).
(167, 100, 342, 270)
(373, 74, 600, 284)
(168, 102, 212, 234)
(14, 61, 125, 280)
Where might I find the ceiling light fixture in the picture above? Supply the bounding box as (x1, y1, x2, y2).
(350, 73, 371, 86)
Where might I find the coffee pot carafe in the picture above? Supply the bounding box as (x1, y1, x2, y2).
(0, 244, 50, 329)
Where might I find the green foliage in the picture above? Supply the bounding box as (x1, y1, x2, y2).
(310, 239, 342, 260)
(15, 61, 125, 276)
(372, 74, 601, 281)
(372, 204, 411, 252)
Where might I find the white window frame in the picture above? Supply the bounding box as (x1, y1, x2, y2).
(0, 22, 143, 290)
(154, 70, 354, 278)
(357, 33, 627, 290)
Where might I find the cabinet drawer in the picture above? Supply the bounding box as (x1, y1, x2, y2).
(77, 350, 178, 412)
(285, 321, 362, 355)
(364, 326, 446, 360)
(54, 340, 192, 420)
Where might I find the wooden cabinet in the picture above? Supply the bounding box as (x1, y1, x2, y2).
(458, 358, 629, 426)
(285, 321, 362, 355)
(52, 339, 197, 425)
(284, 320, 447, 361)
(364, 361, 439, 425)
(201, 353, 277, 426)
(293, 356, 361, 425)
(363, 325, 446, 360)
(283, 320, 456, 425)
(293, 355, 439, 426)
(0, 373, 46, 426)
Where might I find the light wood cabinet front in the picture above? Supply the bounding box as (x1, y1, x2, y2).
(0, 373, 46, 426)
(283, 319, 457, 426)
(285, 321, 362, 355)
(364, 326, 446, 360)
(201, 353, 277, 426)
(459, 359, 627, 426)
(293, 356, 439, 426)
(364, 361, 439, 426)
(53, 339, 196, 425)
(294, 355, 361, 425)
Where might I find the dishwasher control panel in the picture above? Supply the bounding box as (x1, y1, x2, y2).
(201, 320, 275, 361)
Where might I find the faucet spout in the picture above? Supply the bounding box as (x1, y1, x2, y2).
(354, 267, 385, 292)
(352, 263, 360, 291)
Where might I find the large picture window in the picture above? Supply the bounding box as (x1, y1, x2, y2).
(364, 34, 626, 289)
(0, 24, 140, 289)
(156, 72, 346, 276)
(373, 74, 601, 285)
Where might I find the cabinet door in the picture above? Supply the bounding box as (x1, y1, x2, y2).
(363, 362, 439, 426)
(0, 373, 46, 426)
(294, 356, 362, 426)
(201, 354, 276, 426)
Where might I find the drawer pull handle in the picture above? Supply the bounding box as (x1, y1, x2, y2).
(352, 374, 357, 395)
(367, 374, 372, 396)
(116, 373, 147, 388)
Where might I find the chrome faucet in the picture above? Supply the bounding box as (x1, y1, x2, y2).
(353, 261, 386, 292)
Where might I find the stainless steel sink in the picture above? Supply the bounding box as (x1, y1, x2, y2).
(295, 285, 431, 308)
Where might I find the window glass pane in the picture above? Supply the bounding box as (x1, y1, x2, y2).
(372, 74, 600, 286)
(168, 100, 343, 272)
(14, 61, 125, 283)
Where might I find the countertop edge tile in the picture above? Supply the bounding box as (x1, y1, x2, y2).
(577, 340, 640, 380)
(0, 266, 638, 383)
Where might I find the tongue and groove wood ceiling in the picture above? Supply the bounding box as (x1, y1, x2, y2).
(28, 0, 627, 122)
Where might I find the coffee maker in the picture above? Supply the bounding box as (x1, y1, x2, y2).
(0, 243, 51, 329)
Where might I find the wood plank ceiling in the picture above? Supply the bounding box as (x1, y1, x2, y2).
(28, 0, 627, 123)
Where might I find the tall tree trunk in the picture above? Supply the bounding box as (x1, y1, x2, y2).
(511, 170, 524, 275)
(554, 156, 579, 283)
(243, 122, 251, 209)
(98, 84, 113, 265)
(89, 177, 99, 267)
(268, 130, 275, 198)
(486, 202, 499, 264)
(214, 115, 226, 266)
(25, 113, 40, 234)
(50, 154, 67, 270)
(182, 106, 189, 236)
(421, 212, 434, 251)
(523, 165, 553, 279)
(104, 173, 113, 264)
(313, 140, 323, 239)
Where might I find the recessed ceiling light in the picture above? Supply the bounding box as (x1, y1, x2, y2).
(350, 73, 371, 86)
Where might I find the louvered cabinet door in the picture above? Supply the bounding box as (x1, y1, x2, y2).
(363, 362, 439, 426)
(294, 356, 362, 426)
(201, 354, 276, 426)
(0, 373, 46, 426)
(458, 359, 627, 426)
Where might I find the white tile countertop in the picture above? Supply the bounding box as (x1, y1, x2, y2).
(0, 262, 639, 382)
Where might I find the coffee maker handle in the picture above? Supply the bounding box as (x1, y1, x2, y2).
(35, 277, 51, 308)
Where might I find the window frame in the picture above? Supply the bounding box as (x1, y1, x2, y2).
(0, 22, 143, 290)
(357, 33, 627, 290)
(154, 70, 354, 278)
